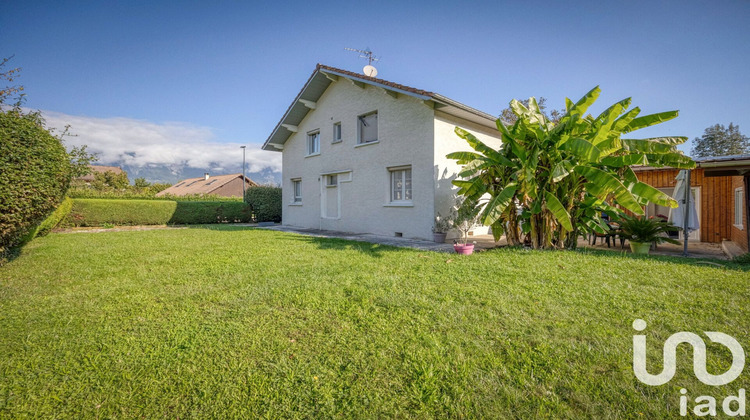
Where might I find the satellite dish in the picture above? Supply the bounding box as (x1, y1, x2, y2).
(363, 65, 378, 77)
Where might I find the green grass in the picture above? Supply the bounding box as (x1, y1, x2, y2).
(1, 227, 749, 418)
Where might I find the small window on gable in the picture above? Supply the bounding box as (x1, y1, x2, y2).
(358, 111, 378, 144)
(292, 179, 302, 203)
(307, 131, 320, 156)
(735, 188, 744, 228)
(332, 122, 342, 143)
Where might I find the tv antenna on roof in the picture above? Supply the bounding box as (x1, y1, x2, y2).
(344, 47, 379, 77)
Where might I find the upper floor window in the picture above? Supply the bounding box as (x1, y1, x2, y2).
(389, 166, 412, 203)
(307, 131, 320, 156)
(332, 122, 342, 143)
(358, 111, 378, 144)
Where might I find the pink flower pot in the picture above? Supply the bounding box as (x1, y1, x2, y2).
(453, 244, 475, 255)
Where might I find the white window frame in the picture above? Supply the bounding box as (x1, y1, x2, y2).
(306, 131, 320, 156)
(332, 122, 342, 143)
(291, 179, 302, 203)
(388, 166, 412, 204)
(326, 174, 338, 187)
(735, 187, 744, 229)
(357, 111, 378, 145)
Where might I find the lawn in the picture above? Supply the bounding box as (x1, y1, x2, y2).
(1, 226, 748, 418)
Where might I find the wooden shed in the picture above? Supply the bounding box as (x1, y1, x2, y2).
(633, 155, 750, 252)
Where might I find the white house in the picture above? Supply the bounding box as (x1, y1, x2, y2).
(262, 64, 502, 240)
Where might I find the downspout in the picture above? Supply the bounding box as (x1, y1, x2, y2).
(682, 169, 691, 257)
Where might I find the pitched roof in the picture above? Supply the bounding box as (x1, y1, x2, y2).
(155, 173, 257, 197)
(262, 64, 498, 151)
(77, 165, 125, 182)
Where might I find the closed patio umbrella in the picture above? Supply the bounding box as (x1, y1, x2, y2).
(669, 169, 699, 236)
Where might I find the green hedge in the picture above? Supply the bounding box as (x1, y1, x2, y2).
(64, 199, 253, 227)
(245, 186, 282, 223)
(67, 188, 243, 202)
(1, 109, 72, 254)
(20, 197, 74, 244)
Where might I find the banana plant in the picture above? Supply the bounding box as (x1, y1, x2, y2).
(447, 87, 695, 250)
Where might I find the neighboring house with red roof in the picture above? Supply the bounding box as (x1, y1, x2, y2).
(77, 165, 125, 182)
(262, 64, 502, 240)
(156, 173, 257, 198)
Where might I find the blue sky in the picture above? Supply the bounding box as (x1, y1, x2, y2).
(2, 1, 749, 174)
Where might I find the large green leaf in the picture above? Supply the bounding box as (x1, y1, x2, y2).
(622, 139, 676, 154)
(575, 166, 644, 214)
(595, 98, 631, 123)
(568, 86, 601, 118)
(481, 183, 518, 225)
(544, 191, 573, 231)
(612, 107, 641, 133)
(559, 137, 601, 162)
(600, 154, 648, 167)
(551, 160, 575, 182)
(630, 182, 678, 208)
(452, 178, 487, 199)
(446, 151, 482, 164)
(622, 110, 679, 133)
(454, 127, 509, 164)
(458, 158, 494, 178)
(645, 152, 696, 169)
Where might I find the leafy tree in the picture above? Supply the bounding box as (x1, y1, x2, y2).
(448, 86, 694, 250)
(134, 177, 151, 188)
(91, 170, 130, 190)
(691, 123, 750, 157)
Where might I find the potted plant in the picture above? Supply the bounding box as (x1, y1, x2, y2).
(432, 213, 452, 243)
(452, 198, 480, 255)
(617, 214, 680, 255)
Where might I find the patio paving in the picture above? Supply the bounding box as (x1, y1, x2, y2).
(259, 224, 730, 259)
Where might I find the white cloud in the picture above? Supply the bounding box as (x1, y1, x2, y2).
(39, 110, 281, 173)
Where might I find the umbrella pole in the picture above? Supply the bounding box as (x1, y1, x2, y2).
(683, 169, 691, 257)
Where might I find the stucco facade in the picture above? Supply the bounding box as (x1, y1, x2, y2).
(268, 65, 502, 240)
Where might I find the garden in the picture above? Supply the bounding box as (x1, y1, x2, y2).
(1, 226, 748, 418)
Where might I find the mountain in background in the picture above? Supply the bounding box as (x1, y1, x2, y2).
(110, 162, 281, 186)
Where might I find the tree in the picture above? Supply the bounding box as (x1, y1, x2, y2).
(133, 177, 151, 188)
(691, 123, 750, 158)
(448, 86, 694, 250)
(91, 170, 130, 190)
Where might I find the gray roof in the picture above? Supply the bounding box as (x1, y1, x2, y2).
(262, 64, 498, 151)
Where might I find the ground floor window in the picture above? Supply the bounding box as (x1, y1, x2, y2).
(292, 179, 302, 202)
(389, 166, 412, 203)
(735, 187, 744, 228)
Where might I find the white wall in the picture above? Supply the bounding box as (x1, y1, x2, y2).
(281, 78, 436, 239)
(433, 111, 504, 238)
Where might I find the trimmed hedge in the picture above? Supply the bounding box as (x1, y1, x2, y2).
(1, 110, 72, 254)
(20, 197, 73, 244)
(64, 199, 253, 227)
(245, 186, 282, 223)
(67, 188, 243, 202)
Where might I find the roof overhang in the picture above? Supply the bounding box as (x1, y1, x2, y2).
(262, 64, 498, 151)
(633, 154, 750, 177)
